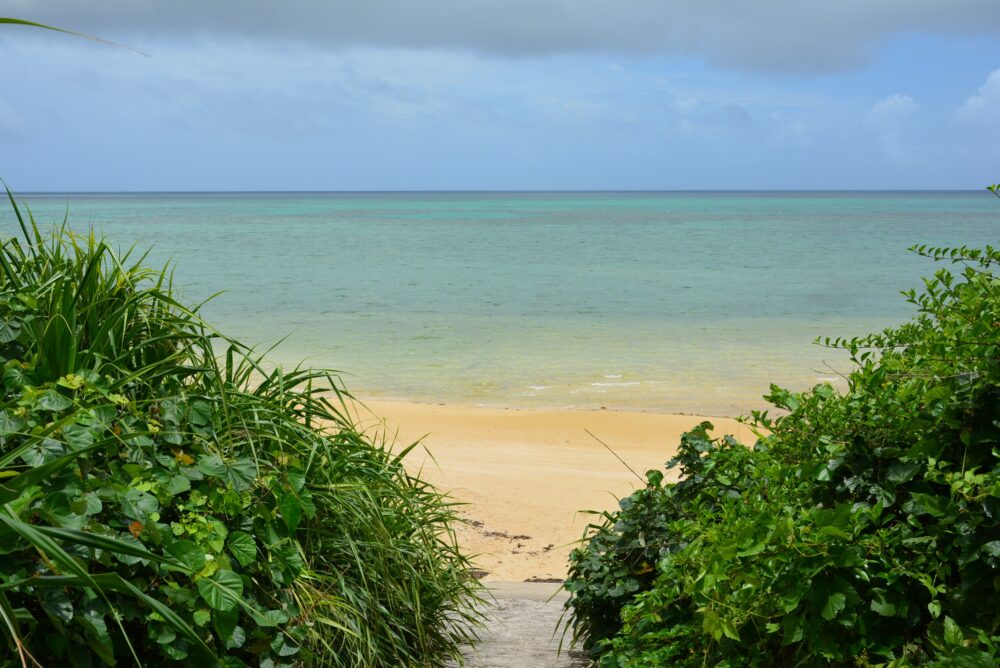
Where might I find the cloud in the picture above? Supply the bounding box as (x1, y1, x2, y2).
(864, 94, 919, 129)
(863, 94, 920, 165)
(955, 69, 1000, 124)
(3, 0, 1000, 73)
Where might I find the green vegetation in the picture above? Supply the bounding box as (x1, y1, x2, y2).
(565, 186, 1000, 666)
(0, 192, 481, 666)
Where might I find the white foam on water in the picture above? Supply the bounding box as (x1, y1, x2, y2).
(590, 381, 641, 387)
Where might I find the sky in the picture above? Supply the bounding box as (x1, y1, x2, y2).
(1, 1, 999, 191)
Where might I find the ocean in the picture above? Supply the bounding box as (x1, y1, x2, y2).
(4, 191, 997, 415)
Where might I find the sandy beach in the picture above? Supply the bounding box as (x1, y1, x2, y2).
(349, 399, 757, 582)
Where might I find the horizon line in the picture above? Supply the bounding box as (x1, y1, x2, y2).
(13, 188, 991, 196)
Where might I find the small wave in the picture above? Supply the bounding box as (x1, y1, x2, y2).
(604, 374, 623, 379)
(526, 385, 549, 391)
(590, 381, 641, 387)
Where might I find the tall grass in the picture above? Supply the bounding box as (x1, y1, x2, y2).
(0, 190, 481, 666)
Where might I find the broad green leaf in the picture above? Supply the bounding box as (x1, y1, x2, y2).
(300, 489, 317, 519)
(76, 603, 114, 665)
(287, 470, 306, 493)
(121, 489, 158, 519)
(943, 616, 964, 647)
(197, 454, 226, 478)
(887, 460, 921, 483)
(41, 589, 73, 624)
(165, 474, 191, 495)
(870, 597, 897, 617)
(223, 457, 257, 492)
(167, 540, 206, 573)
(818, 525, 852, 540)
(61, 423, 94, 450)
(20, 438, 65, 466)
(1, 367, 26, 390)
(271, 631, 300, 657)
(155, 626, 177, 645)
(161, 640, 189, 660)
(213, 606, 239, 643)
(719, 618, 740, 642)
(37, 390, 73, 412)
(109, 534, 150, 566)
(196, 569, 244, 612)
(188, 401, 212, 427)
(821, 592, 846, 620)
(252, 608, 289, 628)
(225, 625, 247, 650)
(0, 319, 20, 343)
(227, 531, 256, 567)
(0, 411, 24, 437)
(909, 492, 948, 518)
(270, 541, 305, 585)
(279, 492, 302, 532)
(701, 607, 722, 640)
(43, 493, 85, 530)
(981, 540, 1000, 559)
(71, 492, 102, 516)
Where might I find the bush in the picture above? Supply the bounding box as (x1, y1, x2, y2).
(0, 192, 481, 667)
(565, 187, 1000, 666)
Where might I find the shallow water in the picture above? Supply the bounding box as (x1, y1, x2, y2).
(5, 191, 997, 414)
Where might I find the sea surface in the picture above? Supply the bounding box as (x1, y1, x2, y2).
(4, 191, 998, 415)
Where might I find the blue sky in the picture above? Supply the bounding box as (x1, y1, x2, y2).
(1, 1, 999, 190)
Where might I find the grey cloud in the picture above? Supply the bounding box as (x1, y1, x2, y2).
(3, 0, 1000, 73)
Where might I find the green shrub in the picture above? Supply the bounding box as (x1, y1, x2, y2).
(0, 192, 481, 666)
(565, 187, 1000, 666)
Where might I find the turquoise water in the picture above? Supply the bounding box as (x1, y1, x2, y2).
(4, 191, 998, 415)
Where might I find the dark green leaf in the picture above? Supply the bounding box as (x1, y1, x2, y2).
(279, 492, 301, 533)
(227, 531, 256, 567)
(188, 401, 212, 427)
(223, 457, 257, 492)
(197, 454, 225, 478)
(37, 390, 73, 412)
(41, 589, 73, 624)
(821, 592, 846, 621)
(196, 569, 244, 612)
(165, 474, 191, 495)
(166, 540, 205, 573)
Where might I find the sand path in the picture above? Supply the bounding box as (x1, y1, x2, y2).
(351, 399, 755, 581)
(448, 583, 587, 668)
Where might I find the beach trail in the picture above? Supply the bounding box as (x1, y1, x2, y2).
(448, 583, 587, 668)
(351, 399, 755, 581)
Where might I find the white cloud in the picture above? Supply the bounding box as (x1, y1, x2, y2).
(863, 94, 918, 129)
(955, 69, 1000, 124)
(863, 94, 920, 165)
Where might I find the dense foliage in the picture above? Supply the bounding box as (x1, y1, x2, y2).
(565, 187, 1000, 666)
(0, 193, 481, 667)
